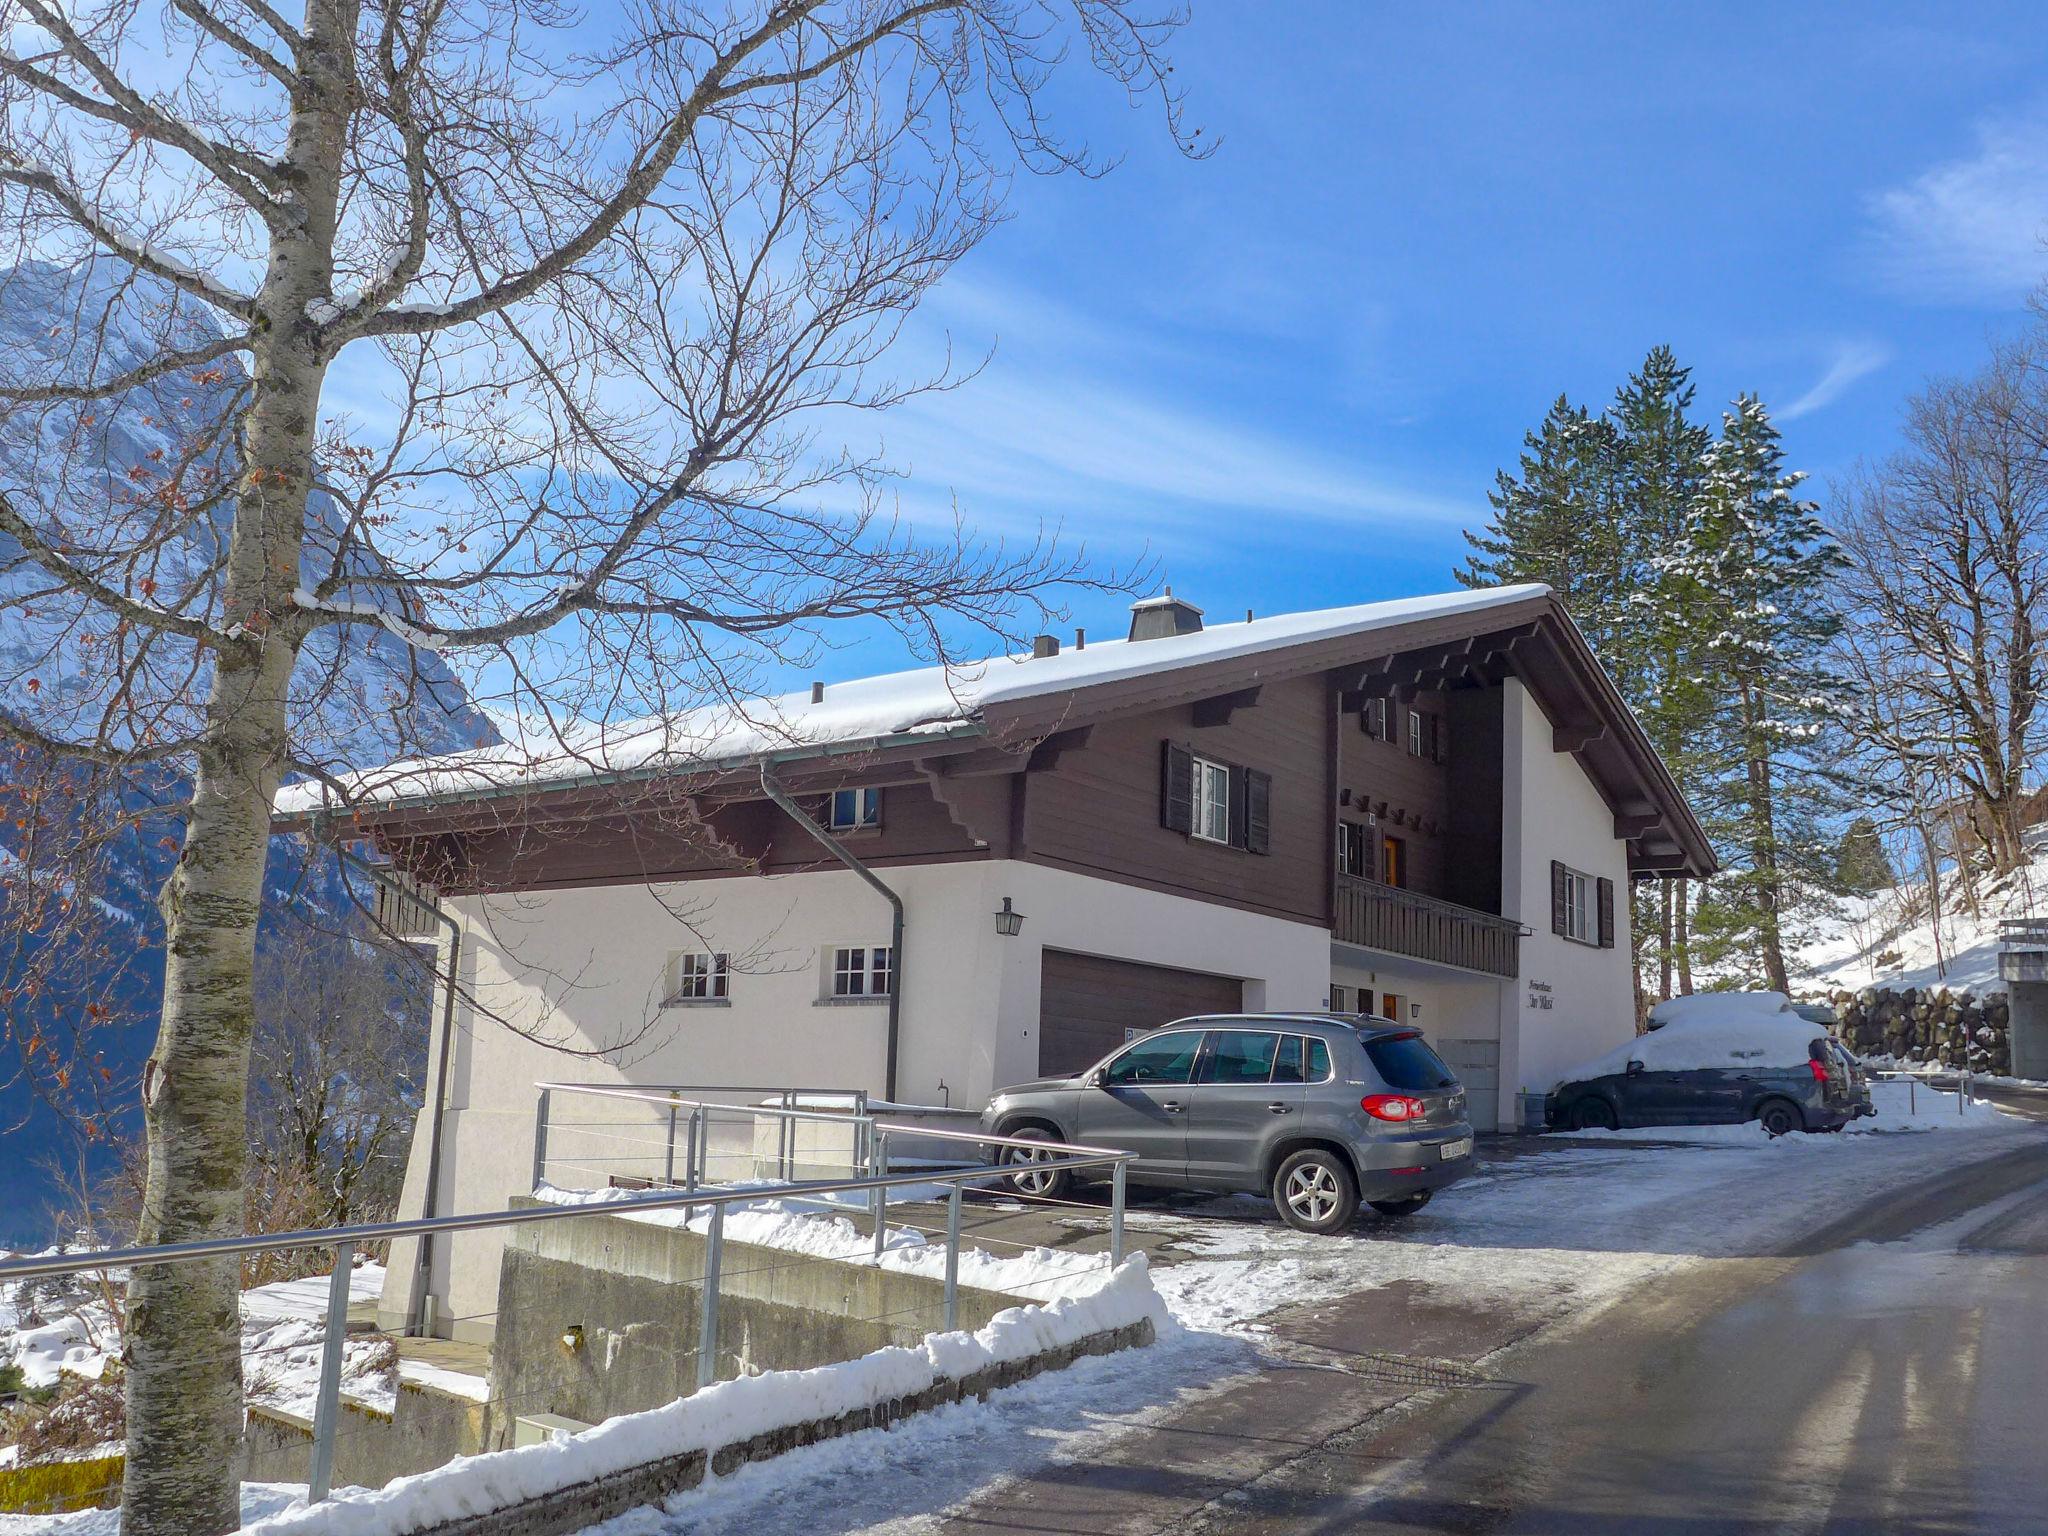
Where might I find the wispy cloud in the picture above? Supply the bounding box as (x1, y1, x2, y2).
(856, 279, 1476, 547)
(1865, 108, 2048, 304)
(1779, 338, 1891, 421)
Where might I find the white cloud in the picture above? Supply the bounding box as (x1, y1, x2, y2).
(1866, 109, 2048, 304)
(1779, 338, 1891, 421)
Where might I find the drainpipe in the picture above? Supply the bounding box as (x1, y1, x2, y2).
(758, 765, 904, 1102)
(331, 838, 461, 1335)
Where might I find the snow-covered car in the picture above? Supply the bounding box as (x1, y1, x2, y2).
(1545, 992, 1863, 1136)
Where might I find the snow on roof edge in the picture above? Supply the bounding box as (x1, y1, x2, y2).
(273, 583, 1552, 820)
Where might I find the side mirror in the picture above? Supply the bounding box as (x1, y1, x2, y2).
(1625, 1060, 1645, 1077)
(1088, 1067, 1108, 1088)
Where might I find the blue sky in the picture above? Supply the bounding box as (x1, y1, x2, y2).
(809, 1, 2048, 682)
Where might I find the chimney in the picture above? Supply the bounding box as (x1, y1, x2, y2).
(1127, 586, 1205, 642)
(1075, 627, 1086, 650)
(1031, 634, 1060, 659)
(810, 681, 825, 703)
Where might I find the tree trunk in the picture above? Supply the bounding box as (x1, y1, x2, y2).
(121, 7, 345, 1521)
(1658, 879, 1674, 1001)
(1741, 683, 1790, 994)
(1674, 876, 1694, 995)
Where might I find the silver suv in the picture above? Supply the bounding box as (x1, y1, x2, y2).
(979, 1014, 1476, 1234)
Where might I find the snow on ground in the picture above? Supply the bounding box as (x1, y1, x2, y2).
(1, 1262, 391, 1405)
(1795, 827, 2048, 995)
(0, 1483, 306, 1535)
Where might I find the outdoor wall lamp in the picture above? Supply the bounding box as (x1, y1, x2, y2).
(561, 1324, 585, 1353)
(994, 897, 1025, 937)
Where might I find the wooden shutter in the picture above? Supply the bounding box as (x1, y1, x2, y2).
(1244, 769, 1272, 855)
(1550, 860, 1568, 935)
(1597, 877, 1615, 948)
(1431, 712, 1448, 764)
(1227, 764, 1250, 849)
(1363, 696, 1386, 741)
(1161, 742, 1194, 834)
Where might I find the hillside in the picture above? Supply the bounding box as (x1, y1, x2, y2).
(1792, 827, 2048, 997)
(0, 262, 493, 1240)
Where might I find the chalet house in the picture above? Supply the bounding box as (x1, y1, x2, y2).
(277, 582, 1710, 1334)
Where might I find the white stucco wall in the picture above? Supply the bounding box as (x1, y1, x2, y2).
(1497, 677, 1637, 1113)
(385, 858, 1331, 1335)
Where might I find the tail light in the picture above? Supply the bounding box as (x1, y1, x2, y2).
(1807, 1058, 1830, 1084)
(1361, 1093, 1428, 1122)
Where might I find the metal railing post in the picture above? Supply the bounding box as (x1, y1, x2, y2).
(872, 1131, 891, 1260)
(665, 1096, 680, 1185)
(1909, 1076, 1917, 1115)
(1110, 1159, 1128, 1267)
(943, 1184, 962, 1331)
(530, 1088, 552, 1189)
(696, 1203, 724, 1391)
(1961, 1070, 1970, 1114)
(308, 1240, 355, 1503)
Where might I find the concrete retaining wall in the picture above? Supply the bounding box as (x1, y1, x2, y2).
(407, 1316, 1153, 1536)
(491, 1200, 1023, 1431)
(245, 1379, 490, 1490)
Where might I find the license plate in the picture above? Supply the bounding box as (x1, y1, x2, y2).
(1439, 1137, 1473, 1161)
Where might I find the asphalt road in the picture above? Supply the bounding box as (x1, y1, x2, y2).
(1180, 1135, 2048, 1536)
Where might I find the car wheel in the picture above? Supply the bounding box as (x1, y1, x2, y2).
(1757, 1099, 1804, 1138)
(1273, 1149, 1359, 1234)
(998, 1127, 1074, 1201)
(1369, 1192, 1433, 1218)
(1569, 1098, 1618, 1132)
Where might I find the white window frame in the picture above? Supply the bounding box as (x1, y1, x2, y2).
(1562, 868, 1595, 944)
(1407, 709, 1424, 757)
(664, 950, 730, 1006)
(826, 944, 894, 1000)
(828, 786, 881, 831)
(1191, 756, 1231, 844)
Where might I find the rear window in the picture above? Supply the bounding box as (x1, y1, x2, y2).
(1363, 1032, 1456, 1091)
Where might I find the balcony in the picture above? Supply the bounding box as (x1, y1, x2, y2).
(1334, 875, 1521, 979)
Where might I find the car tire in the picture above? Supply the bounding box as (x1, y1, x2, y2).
(1569, 1098, 1618, 1132)
(1369, 1192, 1433, 1218)
(1757, 1099, 1804, 1138)
(998, 1126, 1074, 1201)
(1273, 1148, 1359, 1234)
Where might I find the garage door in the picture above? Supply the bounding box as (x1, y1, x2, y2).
(1038, 950, 1244, 1077)
(1433, 1038, 1500, 1132)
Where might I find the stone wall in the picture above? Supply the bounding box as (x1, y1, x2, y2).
(1821, 986, 2013, 1073)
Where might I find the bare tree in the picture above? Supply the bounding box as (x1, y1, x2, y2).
(0, 0, 1192, 1526)
(1834, 329, 2048, 883)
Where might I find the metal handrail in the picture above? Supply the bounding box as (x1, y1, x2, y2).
(536, 1083, 875, 1128)
(0, 1140, 1136, 1506)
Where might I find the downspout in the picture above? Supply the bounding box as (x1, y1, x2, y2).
(758, 765, 904, 1102)
(331, 838, 461, 1335)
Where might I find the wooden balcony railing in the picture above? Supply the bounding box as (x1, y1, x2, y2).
(1334, 875, 1521, 978)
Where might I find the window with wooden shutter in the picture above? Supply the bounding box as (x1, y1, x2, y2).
(1244, 769, 1272, 855)
(1550, 859, 1568, 935)
(1362, 696, 1387, 741)
(1431, 713, 1448, 764)
(1597, 877, 1616, 948)
(1227, 764, 1249, 849)
(1161, 741, 1194, 834)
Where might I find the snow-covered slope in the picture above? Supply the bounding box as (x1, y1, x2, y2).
(1793, 827, 2048, 995)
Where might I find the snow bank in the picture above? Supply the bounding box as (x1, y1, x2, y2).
(239, 1257, 1163, 1536)
(529, 1183, 1114, 1304)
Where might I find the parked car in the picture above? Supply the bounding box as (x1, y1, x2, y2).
(979, 1014, 1475, 1234)
(1545, 992, 1864, 1136)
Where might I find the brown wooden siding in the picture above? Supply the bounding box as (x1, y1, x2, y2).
(1037, 949, 1244, 1076)
(1018, 673, 1332, 924)
(424, 779, 991, 892)
(1336, 693, 1454, 904)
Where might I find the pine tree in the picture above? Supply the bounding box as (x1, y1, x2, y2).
(1680, 395, 1849, 992)
(1833, 815, 1895, 895)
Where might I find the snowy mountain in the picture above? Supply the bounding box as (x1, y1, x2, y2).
(1792, 826, 2048, 997)
(0, 261, 494, 1239)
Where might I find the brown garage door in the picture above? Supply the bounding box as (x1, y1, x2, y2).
(1038, 950, 1244, 1077)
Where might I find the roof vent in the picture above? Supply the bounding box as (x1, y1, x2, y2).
(1031, 634, 1060, 659)
(1128, 587, 1205, 642)
(810, 681, 825, 704)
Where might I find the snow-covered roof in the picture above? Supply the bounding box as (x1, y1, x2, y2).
(273, 583, 1550, 819)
